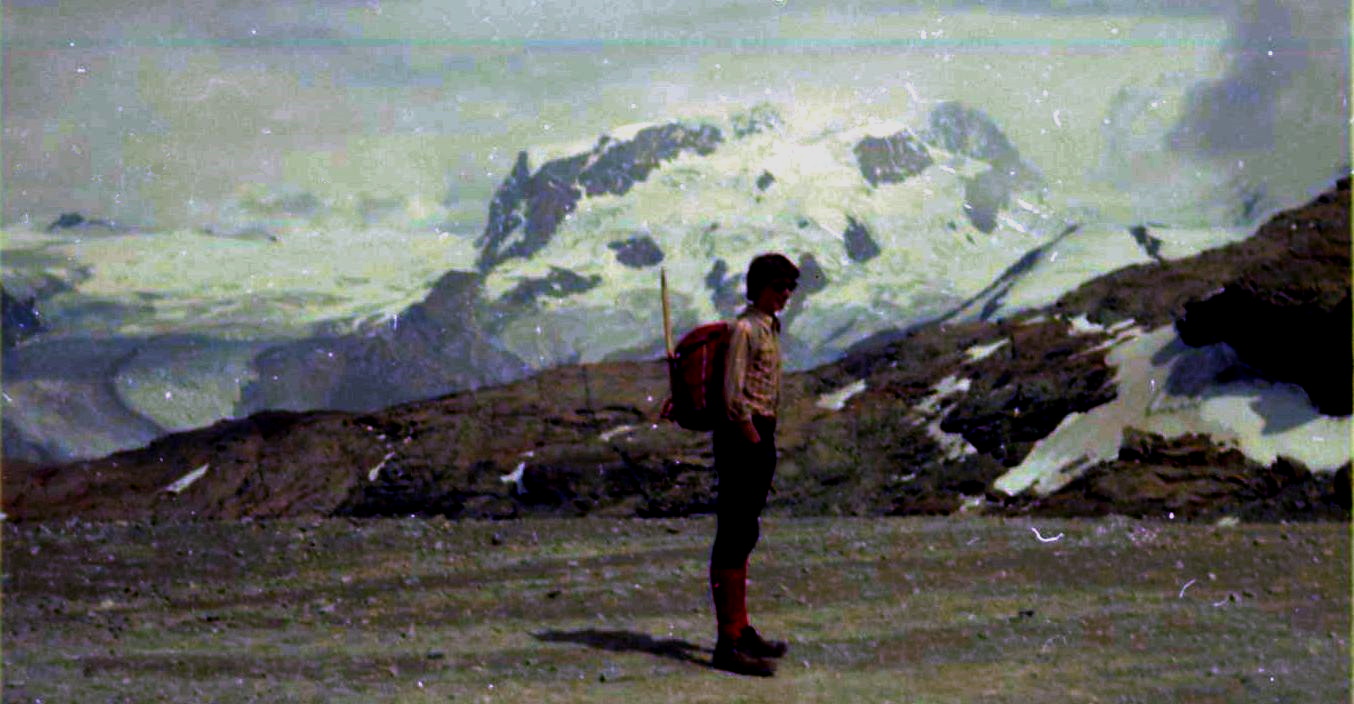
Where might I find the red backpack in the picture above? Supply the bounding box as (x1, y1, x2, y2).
(659, 321, 730, 431)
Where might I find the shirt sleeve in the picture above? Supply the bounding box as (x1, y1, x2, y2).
(723, 319, 753, 423)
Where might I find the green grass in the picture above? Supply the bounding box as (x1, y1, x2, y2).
(4, 516, 1348, 702)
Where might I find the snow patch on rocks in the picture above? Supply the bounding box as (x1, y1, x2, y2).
(909, 374, 978, 460)
(816, 379, 867, 411)
(599, 424, 637, 442)
(163, 463, 209, 495)
(995, 326, 1352, 497)
(964, 338, 1008, 363)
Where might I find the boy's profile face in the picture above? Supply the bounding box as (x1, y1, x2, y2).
(754, 278, 796, 314)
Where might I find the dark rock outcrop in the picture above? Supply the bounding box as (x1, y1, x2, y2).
(854, 131, 933, 186)
(1129, 225, 1164, 262)
(2, 287, 43, 348)
(45, 212, 127, 234)
(500, 267, 603, 308)
(939, 320, 1119, 467)
(47, 212, 88, 231)
(924, 102, 1039, 232)
(1177, 288, 1350, 416)
(1174, 182, 1351, 414)
(843, 216, 881, 263)
(1230, 178, 1273, 226)
(1053, 178, 1350, 331)
(780, 252, 829, 332)
(607, 236, 665, 269)
(1019, 429, 1351, 521)
(480, 151, 533, 270)
(241, 271, 528, 415)
(925, 102, 1030, 179)
(798, 253, 829, 293)
(578, 125, 722, 197)
(705, 259, 744, 315)
(962, 169, 1011, 233)
(777, 319, 1080, 516)
(731, 103, 782, 138)
(476, 123, 722, 272)
(1052, 176, 1352, 414)
(1166, 179, 1350, 416)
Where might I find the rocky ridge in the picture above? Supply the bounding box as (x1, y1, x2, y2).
(1, 287, 42, 348)
(235, 104, 1045, 417)
(3, 178, 1347, 524)
(6, 101, 1205, 464)
(476, 122, 723, 274)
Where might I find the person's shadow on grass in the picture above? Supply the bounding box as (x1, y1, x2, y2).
(533, 629, 713, 669)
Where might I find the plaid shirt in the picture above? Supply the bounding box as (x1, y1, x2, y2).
(723, 306, 782, 422)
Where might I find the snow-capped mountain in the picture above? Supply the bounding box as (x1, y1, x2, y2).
(5, 177, 1347, 524)
(0, 100, 1281, 462)
(463, 98, 1263, 371)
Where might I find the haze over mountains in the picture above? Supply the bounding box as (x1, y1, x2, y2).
(0, 99, 1271, 462)
(1, 1, 1348, 471)
(4, 176, 1348, 523)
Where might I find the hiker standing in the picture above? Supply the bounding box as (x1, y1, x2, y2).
(709, 253, 799, 677)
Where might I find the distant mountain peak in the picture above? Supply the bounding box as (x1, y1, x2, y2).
(476, 121, 723, 273)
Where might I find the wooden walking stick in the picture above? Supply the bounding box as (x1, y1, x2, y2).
(661, 267, 675, 360)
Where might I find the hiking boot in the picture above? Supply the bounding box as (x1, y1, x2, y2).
(712, 637, 777, 677)
(736, 625, 788, 658)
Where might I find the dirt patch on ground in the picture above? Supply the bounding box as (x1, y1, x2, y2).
(3, 516, 1347, 702)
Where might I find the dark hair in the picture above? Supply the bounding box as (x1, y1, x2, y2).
(745, 252, 800, 301)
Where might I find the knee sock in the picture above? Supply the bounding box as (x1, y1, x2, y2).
(710, 563, 749, 640)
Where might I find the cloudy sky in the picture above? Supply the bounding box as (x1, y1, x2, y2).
(2, 0, 1347, 230)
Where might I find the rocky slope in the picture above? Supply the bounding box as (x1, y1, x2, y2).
(238, 271, 530, 414)
(241, 103, 1061, 417)
(4, 178, 1347, 524)
(2, 101, 1266, 463)
(236, 101, 1254, 420)
(1, 287, 42, 348)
